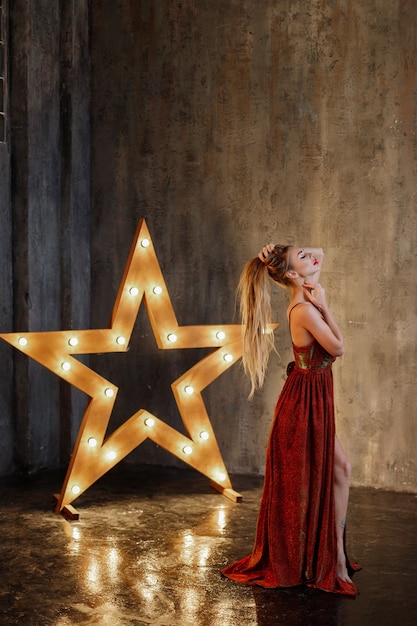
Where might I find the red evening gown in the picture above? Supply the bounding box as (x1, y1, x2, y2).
(222, 336, 359, 597)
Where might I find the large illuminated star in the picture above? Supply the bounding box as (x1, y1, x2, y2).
(1, 219, 278, 517)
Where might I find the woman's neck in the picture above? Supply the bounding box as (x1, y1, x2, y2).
(289, 283, 306, 305)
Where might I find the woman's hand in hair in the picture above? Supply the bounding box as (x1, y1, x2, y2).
(258, 243, 275, 263)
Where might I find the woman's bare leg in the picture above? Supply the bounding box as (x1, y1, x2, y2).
(334, 436, 352, 582)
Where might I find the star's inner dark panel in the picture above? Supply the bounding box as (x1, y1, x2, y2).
(89, 304, 212, 466)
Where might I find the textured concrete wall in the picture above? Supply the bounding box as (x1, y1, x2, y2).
(0, 0, 12, 472)
(10, 0, 62, 472)
(89, 0, 417, 492)
(0, 135, 13, 473)
(2, 1, 417, 493)
(0, 0, 91, 475)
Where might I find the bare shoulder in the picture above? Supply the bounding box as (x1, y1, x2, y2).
(289, 301, 318, 318)
(289, 301, 323, 326)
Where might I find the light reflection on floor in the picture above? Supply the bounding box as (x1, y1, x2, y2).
(1, 465, 417, 625)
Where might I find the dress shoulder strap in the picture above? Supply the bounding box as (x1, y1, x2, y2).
(288, 301, 308, 322)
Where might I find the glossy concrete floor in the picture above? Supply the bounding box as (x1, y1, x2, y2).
(1, 463, 416, 626)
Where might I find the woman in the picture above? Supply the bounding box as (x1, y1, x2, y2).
(222, 243, 359, 596)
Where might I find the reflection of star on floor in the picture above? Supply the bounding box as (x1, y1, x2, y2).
(1, 219, 277, 517)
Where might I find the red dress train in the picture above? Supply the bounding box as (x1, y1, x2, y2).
(222, 339, 359, 597)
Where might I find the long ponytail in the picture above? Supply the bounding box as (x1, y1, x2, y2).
(237, 245, 292, 399)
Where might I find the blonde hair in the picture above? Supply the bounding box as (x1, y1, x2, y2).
(237, 245, 292, 399)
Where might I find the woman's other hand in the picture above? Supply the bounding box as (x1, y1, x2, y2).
(258, 243, 275, 263)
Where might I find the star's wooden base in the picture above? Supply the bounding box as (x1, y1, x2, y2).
(210, 481, 243, 503)
(53, 494, 79, 520)
(53, 481, 243, 520)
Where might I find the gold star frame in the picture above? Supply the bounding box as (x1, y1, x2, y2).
(1, 219, 278, 517)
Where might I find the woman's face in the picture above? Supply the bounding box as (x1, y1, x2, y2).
(287, 247, 319, 279)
